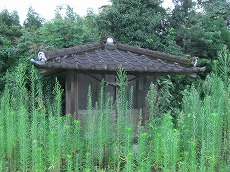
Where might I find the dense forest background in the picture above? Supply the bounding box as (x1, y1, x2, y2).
(0, 0, 229, 99)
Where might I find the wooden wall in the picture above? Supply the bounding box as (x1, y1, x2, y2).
(65, 70, 158, 121)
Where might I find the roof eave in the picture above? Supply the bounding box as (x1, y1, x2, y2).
(117, 43, 191, 65)
(35, 65, 206, 76)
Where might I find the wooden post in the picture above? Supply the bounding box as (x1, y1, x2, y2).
(152, 73, 158, 91)
(136, 76, 145, 109)
(65, 70, 78, 119)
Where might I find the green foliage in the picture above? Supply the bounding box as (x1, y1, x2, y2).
(146, 83, 157, 119)
(0, 65, 229, 171)
(215, 46, 230, 86)
(170, 0, 230, 71)
(179, 49, 230, 170)
(179, 74, 229, 171)
(23, 7, 44, 29)
(0, 9, 22, 92)
(39, 5, 100, 49)
(0, 9, 21, 42)
(148, 114, 180, 171)
(97, 0, 182, 54)
(197, 0, 230, 21)
(16, 10, 100, 57)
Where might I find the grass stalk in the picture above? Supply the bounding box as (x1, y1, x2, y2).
(0, 87, 9, 171)
(47, 116, 58, 171)
(85, 85, 95, 170)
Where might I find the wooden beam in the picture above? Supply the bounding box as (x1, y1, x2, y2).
(39, 68, 64, 76)
(65, 70, 78, 119)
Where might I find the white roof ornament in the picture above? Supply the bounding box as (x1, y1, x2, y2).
(106, 37, 114, 45)
(38, 52, 47, 62)
(192, 56, 198, 67)
(105, 37, 116, 50)
(30, 58, 45, 66)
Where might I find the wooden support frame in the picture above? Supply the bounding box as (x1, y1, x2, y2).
(65, 70, 78, 119)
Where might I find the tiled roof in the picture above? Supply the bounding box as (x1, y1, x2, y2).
(30, 39, 206, 75)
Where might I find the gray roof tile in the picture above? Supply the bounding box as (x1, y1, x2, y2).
(32, 40, 206, 75)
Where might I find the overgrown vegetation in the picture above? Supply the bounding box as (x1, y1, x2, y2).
(0, 47, 229, 171)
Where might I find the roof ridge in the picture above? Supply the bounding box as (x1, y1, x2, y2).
(117, 43, 191, 65)
(41, 42, 103, 61)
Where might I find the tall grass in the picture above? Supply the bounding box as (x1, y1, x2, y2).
(0, 47, 229, 171)
(179, 75, 229, 171)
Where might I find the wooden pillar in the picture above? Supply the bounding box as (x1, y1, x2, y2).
(137, 77, 144, 109)
(153, 73, 158, 91)
(65, 70, 78, 119)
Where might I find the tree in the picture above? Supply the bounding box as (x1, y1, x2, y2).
(97, 0, 167, 49)
(197, 0, 230, 20)
(23, 7, 44, 29)
(14, 5, 100, 62)
(37, 10, 99, 49)
(0, 9, 22, 91)
(170, 0, 199, 52)
(197, 0, 230, 49)
(169, 0, 230, 73)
